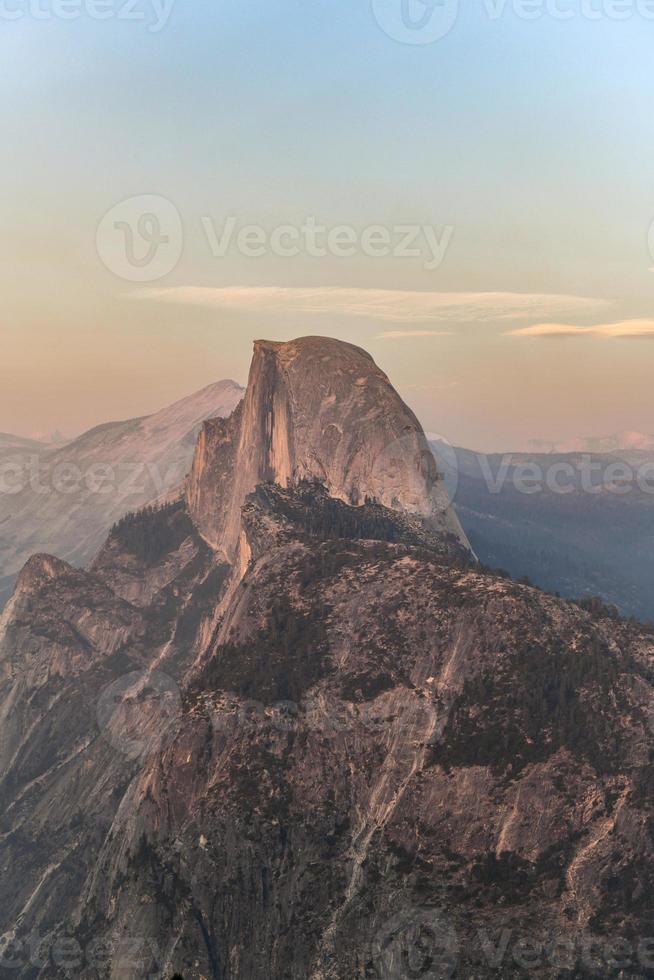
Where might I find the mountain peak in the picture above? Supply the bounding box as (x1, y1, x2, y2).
(187, 336, 470, 561)
(253, 334, 377, 363)
(7, 555, 79, 611)
(0, 379, 244, 610)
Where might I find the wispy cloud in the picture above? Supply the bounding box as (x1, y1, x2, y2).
(506, 319, 654, 340)
(138, 286, 609, 324)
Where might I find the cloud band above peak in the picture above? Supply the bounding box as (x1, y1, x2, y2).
(137, 286, 608, 324)
(506, 319, 654, 340)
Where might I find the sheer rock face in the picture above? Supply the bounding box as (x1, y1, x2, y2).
(187, 337, 470, 561)
(0, 503, 222, 955)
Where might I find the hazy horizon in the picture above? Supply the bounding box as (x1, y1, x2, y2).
(6, 336, 653, 456)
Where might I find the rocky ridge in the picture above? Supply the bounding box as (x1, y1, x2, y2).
(0, 338, 653, 979)
(0, 379, 243, 609)
(187, 337, 470, 565)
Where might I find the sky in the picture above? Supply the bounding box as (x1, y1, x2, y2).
(1, 0, 653, 451)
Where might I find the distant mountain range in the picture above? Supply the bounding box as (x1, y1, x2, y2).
(0, 380, 244, 608)
(0, 432, 49, 453)
(3, 393, 652, 624)
(528, 431, 654, 456)
(431, 442, 654, 622)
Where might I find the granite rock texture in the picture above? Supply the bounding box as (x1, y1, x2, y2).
(186, 337, 470, 563)
(1, 339, 653, 980)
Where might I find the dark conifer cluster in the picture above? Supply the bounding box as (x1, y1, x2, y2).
(110, 500, 194, 563)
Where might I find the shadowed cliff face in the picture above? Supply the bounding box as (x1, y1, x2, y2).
(186, 337, 470, 562)
(1, 338, 653, 980)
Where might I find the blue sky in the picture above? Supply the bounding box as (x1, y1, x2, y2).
(2, 0, 653, 448)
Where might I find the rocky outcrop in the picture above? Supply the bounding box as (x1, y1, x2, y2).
(0, 498, 228, 963)
(187, 337, 470, 563)
(0, 380, 243, 609)
(2, 482, 653, 978)
(1, 338, 653, 980)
